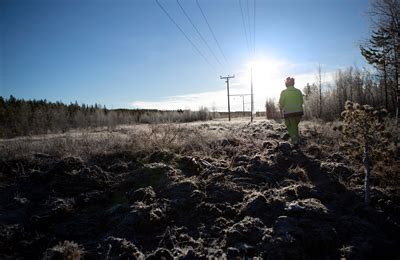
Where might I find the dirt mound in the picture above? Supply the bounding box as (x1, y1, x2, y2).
(1, 121, 399, 259)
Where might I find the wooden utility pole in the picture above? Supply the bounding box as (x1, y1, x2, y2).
(230, 94, 250, 117)
(220, 75, 235, 121)
(251, 68, 254, 122)
(318, 64, 322, 118)
(242, 95, 245, 116)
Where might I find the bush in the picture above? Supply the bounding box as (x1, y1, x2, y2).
(340, 101, 396, 203)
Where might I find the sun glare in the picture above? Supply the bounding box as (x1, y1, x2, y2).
(238, 57, 288, 102)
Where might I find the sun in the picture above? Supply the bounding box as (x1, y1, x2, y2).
(236, 57, 289, 107)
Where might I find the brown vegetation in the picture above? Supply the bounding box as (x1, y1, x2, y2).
(1, 119, 399, 259)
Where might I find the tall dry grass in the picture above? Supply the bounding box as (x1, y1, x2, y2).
(0, 122, 224, 160)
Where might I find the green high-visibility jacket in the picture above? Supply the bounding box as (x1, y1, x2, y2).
(279, 86, 304, 116)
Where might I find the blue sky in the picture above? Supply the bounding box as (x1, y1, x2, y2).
(1, 0, 371, 111)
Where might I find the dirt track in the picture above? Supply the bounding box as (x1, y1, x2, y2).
(1, 120, 399, 259)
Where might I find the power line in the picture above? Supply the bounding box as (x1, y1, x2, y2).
(239, 0, 250, 56)
(176, 0, 223, 67)
(246, 0, 252, 54)
(196, 0, 229, 65)
(253, 0, 256, 56)
(155, 0, 216, 71)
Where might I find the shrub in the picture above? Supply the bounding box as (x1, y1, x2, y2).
(340, 101, 396, 204)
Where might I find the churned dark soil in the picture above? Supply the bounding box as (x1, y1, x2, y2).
(1, 120, 399, 259)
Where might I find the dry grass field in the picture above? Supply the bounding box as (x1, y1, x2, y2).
(1, 119, 399, 259)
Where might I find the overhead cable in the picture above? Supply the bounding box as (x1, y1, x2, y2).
(155, 0, 216, 71)
(176, 0, 223, 67)
(239, 0, 250, 56)
(196, 0, 229, 66)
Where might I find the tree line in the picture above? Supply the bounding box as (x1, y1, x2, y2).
(0, 96, 212, 138)
(302, 66, 383, 120)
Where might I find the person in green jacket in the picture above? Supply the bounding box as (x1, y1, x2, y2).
(279, 77, 304, 145)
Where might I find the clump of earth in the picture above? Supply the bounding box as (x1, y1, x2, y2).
(1, 121, 399, 259)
